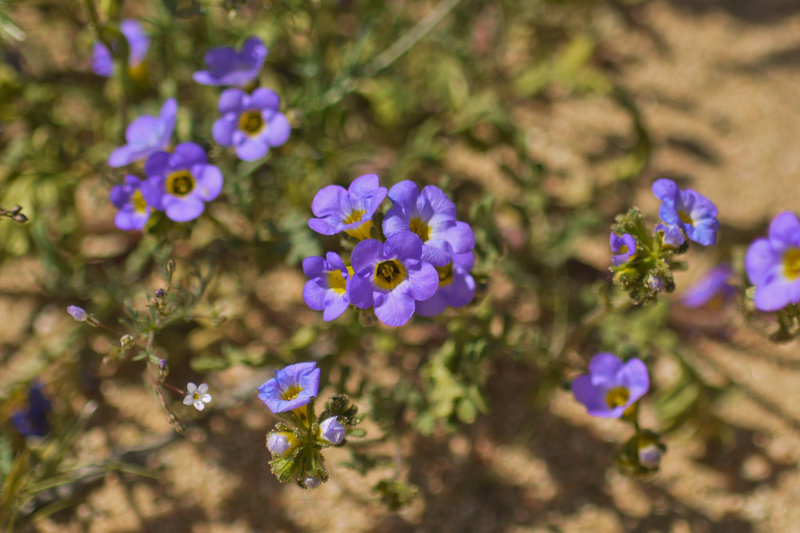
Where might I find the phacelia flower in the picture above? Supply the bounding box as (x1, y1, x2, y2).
(108, 98, 177, 168)
(610, 233, 636, 266)
(212, 88, 290, 161)
(109, 175, 152, 230)
(652, 178, 720, 246)
(308, 174, 388, 240)
(11, 382, 51, 437)
(302, 252, 354, 321)
(141, 142, 223, 222)
(415, 251, 475, 316)
(349, 231, 439, 327)
(67, 305, 88, 322)
(319, 416, 345, 445)
(267, 432, 297, 457)
(745, 211, 800, 311)
(183, 382, 212, 411)
(92, 19, 149, 78)
(193, 36, 268, 87)
(572, 353, 649, 418)
(682, 263, 735, 308)
(257, 362, 321, 414)
(383, 181, 475, 266)
(655, 223, 685, 247)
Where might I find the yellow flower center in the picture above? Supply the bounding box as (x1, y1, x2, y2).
(132, 190, 147, 213)
(239, 110, 265, 136)
(327, 266, 353, 294)
(617, 244, 628, 254)
(436, 263, 454, 287)
(166, 170, 195, 197)
(678, 210, 693, 225)
(373, 259, 406, 290)
(605, 386, 630, 409)
(343, 209, 373, 240)
(784, 248, 800, 280)
(409, 217, 430, 242)
(192, 392, 201, 401)
(281, 385, 303, 401)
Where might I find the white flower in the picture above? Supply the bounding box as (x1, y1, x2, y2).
(183, 382, 212, 411)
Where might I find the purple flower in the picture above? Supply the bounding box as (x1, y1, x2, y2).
(140, 142, 223, 222)
(212, 88, 290, 161)
(745, 211, 800, 311)
(302, 252, 353, 321)
(415, 251, 475, 316)
(267, 432, 297, 456)
(109, 175, 152, 230)
(349, 231, 439, 327)
(383, 181, 475, 267)
(11, 382, 51, 437)
(92, 19, 150, 77)
(682, 263, 735, 308)
(257, 362, 321, 414)
(319, 416, 345, 445)
(655, 223, 685, 247)
(610, 233, 636, 266)
(572, 353, 649, 418)
(67, 305, 88, 322)
(308, 174, 388, 240)
(652, 178, 720, 246)
(108, 98, 177, 168)
(193, 36, 268, 87)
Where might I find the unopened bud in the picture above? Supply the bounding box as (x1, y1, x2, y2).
(67, 305, 88, 322)
(154, 288, 166, 298)
(166, 259, 176, 277)
(638, 442, 663, 469)
(319, 416, 345, 445)
(646, 274, 665, 292)
(158, 359, 169, 379)
(120, 334, 135, 349)
(12, 213, 27, 223)
(266, 432, 296, 457)
(304, 476, 320, 489)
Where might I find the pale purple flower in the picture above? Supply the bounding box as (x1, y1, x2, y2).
(108, 98, 177, 167)
(308, 174, 388, 240)
(415, 251, 475, 316)
(193, 36, 268, 87)
(319, 416, 345, 445)
(92, 19, 149, 77)
(572, 353, 649, 418)
(109, 175, 152, 230)
(212, 88, 290, 161)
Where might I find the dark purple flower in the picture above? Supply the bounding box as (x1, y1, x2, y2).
(302, 252, 353, 321)
(415, 251, 475, 316)
(745, 211, 800, 311)
(11, 382, 51, 437)
(682, 263, 735, 308)
(383, 181, 474, 267)
(572, 353, 649, 418)
(193, 36, 268, 87)
(257, 362, 321, 414)
(212, 88, 290, 161)
(108, 98, 177, 168)
(652, 178, 719, 246)
(92, 19, 150, 77)
(109, 175, 152, 231)
(140, 142, 223, 222)
(610, 232, 636, 266)
(349, 231, 439, 327)
(308, 174, 388, 240)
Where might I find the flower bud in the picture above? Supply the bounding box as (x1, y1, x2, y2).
(67, 305, 88, 322)
(266, 432, 296, 457)
(646, 274, 665, 292)
(304, 476, 320, 489)
(319, 416, 345, 445)
(154, 288, 166, 298)
(638, 442, 663, 469)
(120, 334, 135, 349)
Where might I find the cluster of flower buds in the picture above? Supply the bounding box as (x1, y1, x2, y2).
(610, 178, 720, 304)
(101, 30, 289, 229)
(257, 362, 362, 488)
(303, 175, 476, 327)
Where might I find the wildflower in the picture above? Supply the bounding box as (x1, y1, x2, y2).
(257, 362, 321, 414)
(652, 178, 720, 246)
(682, 263, 734, 308)
(212, 88, 290, 161)
(302, 252, 354, 321)
(120, 334, 135, 349)
(646, 274, 665, 292)
(638, 442, 663, 469)
(109, 175, 152, 230)
(383, 181, 475, 266)
(572, 353, 649, 418)
(67, 305, 88, 322)
(304, 476, 321, 489)
(319, 416, 345, 445)
(193, 36, 268, 87)
(745, 211, 800, 311)
(91, 19, 149, 78)
(415, 251, 475, 316)
(308, 174, 388, 240)
(267, 432, 297, 457)
(140, 142, 223, 222)
(655, 223, 684, 247)
(610, 232, 636, 266)
(11, 383, 51, 437)
(183, 382, 212, 411)
(349, 231, 439, 327)
(108, 98, 177, 168)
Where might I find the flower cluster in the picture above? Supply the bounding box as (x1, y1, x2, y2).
(610, 178, 720, 304)
(104, 34, 289, 229)
(303, 175, 476, 327)
(257, 362, 361, 488)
